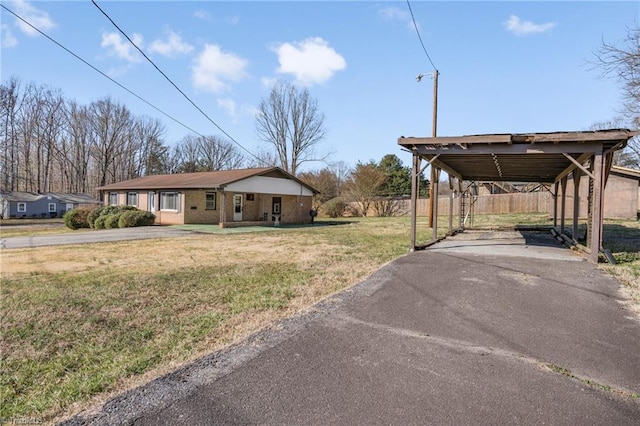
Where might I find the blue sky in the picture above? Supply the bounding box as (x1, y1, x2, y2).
(1, 1, 638, 172)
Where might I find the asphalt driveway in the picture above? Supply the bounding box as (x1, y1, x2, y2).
(62, 231, 640, 425)
(0, 226, 195, 249)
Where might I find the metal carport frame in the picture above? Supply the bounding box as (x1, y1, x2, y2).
(398, 129, 637, 263)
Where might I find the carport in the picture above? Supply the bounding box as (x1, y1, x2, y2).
(398, 129, 637, 263)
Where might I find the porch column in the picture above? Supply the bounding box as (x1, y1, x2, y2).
(572, 169, 582, 242)
(219, 190, 227, 228)
(410, 153, 419, 251)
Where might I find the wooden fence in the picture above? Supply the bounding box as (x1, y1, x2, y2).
(389, 192, 552, 216)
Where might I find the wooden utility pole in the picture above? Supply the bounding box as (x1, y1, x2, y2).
(428, 70, 439, 228)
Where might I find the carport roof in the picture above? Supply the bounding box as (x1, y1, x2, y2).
(398, 129, 636, 183)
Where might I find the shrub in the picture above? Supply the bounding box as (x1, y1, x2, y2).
(89, 205, 139, 228)
(102, 205, 136, 216)
(322, 198, 347, 218)
(63, 208, 92, 230)
(104, 213, 123, 229)
(87, 206, 105, 228)
(94, 215, 108, 230)
(118, 210, 156, 228)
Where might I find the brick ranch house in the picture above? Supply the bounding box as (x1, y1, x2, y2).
(96, 167, 318, 227)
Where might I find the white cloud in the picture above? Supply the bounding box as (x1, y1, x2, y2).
(192, 44, 248, 93)
(273, 37, 346, 86)
(217, 98, 237, 118)
(379, 6, 414, 30)
(12, 0, 55, 36)
(101, 31, 144, 63)
(149, 31, 193, 57)
(1, 24, 18, 48)
(194, 9, 210, 20)
(225, 16, 240, 25)
(504, 15, 556, 36)
(261, 77, 278, 88)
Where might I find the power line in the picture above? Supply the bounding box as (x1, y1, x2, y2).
(91, 0, 261, 162)
(0, 3, 209, 141)
(406, 0, 437, 71)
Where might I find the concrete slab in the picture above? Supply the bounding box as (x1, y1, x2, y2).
(61, 232, 640, 425)
(425, 229, 584, 261)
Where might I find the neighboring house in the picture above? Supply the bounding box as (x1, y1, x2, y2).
(0, 191, 102, 219)
(556, 165, 640, 220)
(96, 167, 319, 227)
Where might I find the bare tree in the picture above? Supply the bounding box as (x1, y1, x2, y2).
(131, 116, 167, 176)
(256, 80, 328, 175)
(198, 135, 244, 171)
(0, 77, 22, 191)
(171, 134, 244, 173)
(88, 97, 133, 188)
(593, 23, 640, 166)
(245, 147, 280, 169)
(298, 168, 341, 210)
(59, 101, 92, 192)
(342, 161, 386, 217)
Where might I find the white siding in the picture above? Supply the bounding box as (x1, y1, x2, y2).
(225, 176, 314, 196)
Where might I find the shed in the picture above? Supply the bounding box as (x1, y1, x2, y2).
(96, 167, 318, 227)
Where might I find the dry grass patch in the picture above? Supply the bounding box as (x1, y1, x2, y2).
(1, 218, 412, 423)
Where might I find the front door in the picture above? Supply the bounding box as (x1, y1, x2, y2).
(272, 197, 281, 220)
(233, 194, 243, 221)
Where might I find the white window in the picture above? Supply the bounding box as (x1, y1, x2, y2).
(205, 192, 217, 210)
(48, 203, 56, 212)
(109, 192, 118, 205)
(127, 192, 138, 206)
(160, 192, 179, 211)
(17, 202, 26, 213)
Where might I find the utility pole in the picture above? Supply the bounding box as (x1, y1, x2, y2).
(418, 70, 439, 227)
(411, 70, 439, 249)
(431, 70, 438, 138)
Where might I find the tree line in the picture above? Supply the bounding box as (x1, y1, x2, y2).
(0, 77, 253, 196)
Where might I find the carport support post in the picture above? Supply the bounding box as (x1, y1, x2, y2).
(560, 176, 568, 234)
(553, 181, 559, 228)
(410, 153, 419, 251)
(572, 169, 582, 242)
(458, 180, 463, 230)
(448, 175, 454, 234)
(590, 148, 604, 263)
(432, 167, 441, 242)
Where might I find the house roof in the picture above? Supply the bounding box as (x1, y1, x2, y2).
(96, 167, 319, 193)
(0, 191, 101, 203)
(610, 165, 640, 181)
(398, 129, 637, 183)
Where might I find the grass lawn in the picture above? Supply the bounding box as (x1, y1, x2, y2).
(1, 214, 638, 423)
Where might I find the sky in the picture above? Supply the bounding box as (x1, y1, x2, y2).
(1, 0, 638, 172)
